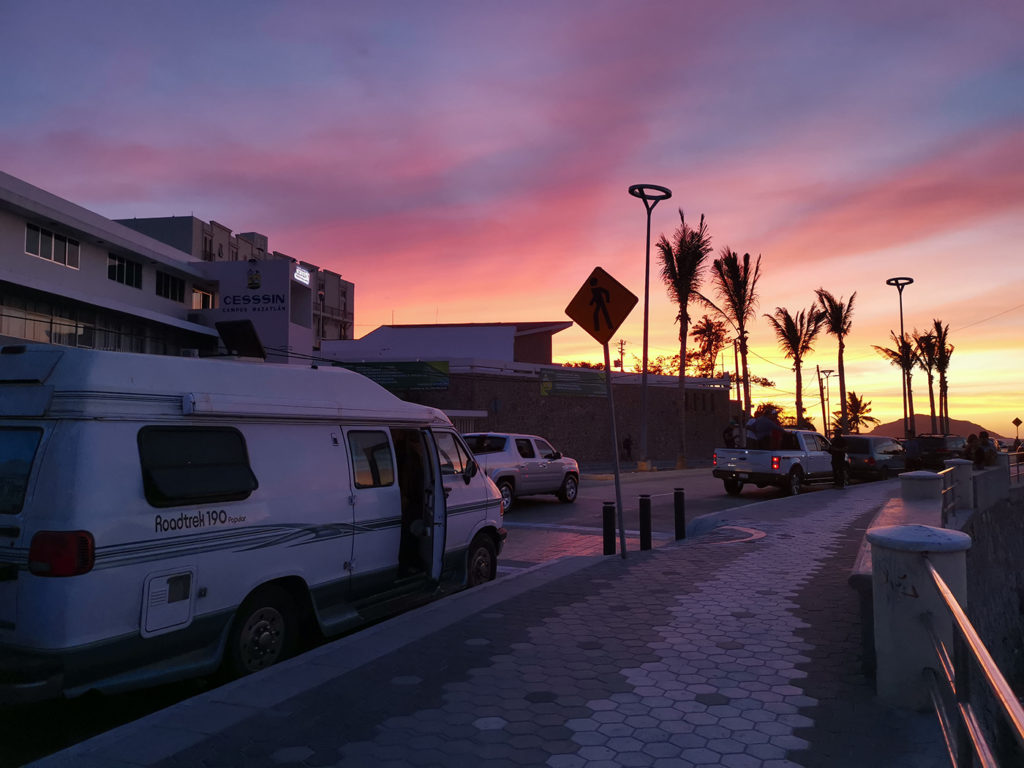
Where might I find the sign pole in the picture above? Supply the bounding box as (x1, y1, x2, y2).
(604, 341, 628, 558)
(564, 265, 639, 561)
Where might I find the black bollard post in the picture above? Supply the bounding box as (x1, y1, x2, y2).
(603, 501, 616, 555)
(674, 488, 686, 540)
(639, 494, 652, 551)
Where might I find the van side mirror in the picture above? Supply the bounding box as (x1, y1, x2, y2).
(464, 458, 478, 484)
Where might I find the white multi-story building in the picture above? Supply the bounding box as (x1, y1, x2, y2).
(0, 171, 353, 361)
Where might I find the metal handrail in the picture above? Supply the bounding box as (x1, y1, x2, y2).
(938, 466, 956, 528)
(1009, 451, 1024, 484)
(923, 557, 1024, 764)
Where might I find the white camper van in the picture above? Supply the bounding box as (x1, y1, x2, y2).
(0, 343, 505, 703)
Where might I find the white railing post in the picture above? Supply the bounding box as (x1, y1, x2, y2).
(900, 470, 944, 504)
(866, 524, 971, 710)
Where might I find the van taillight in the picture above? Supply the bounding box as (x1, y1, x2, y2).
(866, 457, 876, 465)
(29, 531, 95, 577)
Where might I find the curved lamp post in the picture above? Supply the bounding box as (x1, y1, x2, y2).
(886, 276, 914, 438)
(628, 183, 672, 468)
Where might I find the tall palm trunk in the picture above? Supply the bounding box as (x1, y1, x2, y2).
(905, 368, 916, 436)
(677, 316, 689, 467)
(926, 371, 937, 434)
(836, 336, 847, 430)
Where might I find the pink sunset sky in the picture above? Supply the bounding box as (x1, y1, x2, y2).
(4, 1, 1022, 435)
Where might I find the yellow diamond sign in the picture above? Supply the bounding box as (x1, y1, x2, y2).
(565, 267, 638, 345)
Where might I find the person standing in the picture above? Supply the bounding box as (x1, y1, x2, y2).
(829, 427, 848, 488)
(722, 419, 739, 448)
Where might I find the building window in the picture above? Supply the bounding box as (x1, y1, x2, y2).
(156, 271, 185, 303)
(25, 224, 79, 270)
(108, 253, 143, 289)
(192, 288, 214, 310)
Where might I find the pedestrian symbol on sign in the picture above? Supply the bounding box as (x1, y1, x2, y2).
(589, 277, 612, 332)
(565, 267, 638, 345)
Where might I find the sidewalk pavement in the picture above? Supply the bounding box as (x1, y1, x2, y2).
(32, 482, 948, 768)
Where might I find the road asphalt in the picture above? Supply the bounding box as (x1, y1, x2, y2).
(30, 478, 949, 768)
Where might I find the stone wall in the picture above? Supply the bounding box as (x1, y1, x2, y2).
(963, 497, 1024, 761)
(396, 372, 734, 468)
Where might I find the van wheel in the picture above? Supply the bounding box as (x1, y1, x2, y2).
(557, 475, 578, 503)
(466, 534, 497, 587)
(497, 480, 514, 513)
(225, 585, 298, 678)
(786, 469, 803, 496)
(723, 479, 743, 496)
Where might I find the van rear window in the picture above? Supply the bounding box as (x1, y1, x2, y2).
(138, 427, 258, 508)
(0, 428, 42, 515)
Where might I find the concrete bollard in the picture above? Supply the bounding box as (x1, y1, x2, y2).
(674, 488, 686, 540)
(900, 470, 944, 503)
(602, 502, 616, 555)
(944, 459, 974, 512)
(866, 524, 971, 710)
(639, 494, 652, 551)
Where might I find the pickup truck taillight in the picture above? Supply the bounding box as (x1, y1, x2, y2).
(712, 452, 717, 466)
(29, 531, 95, 577)
(771, 456, 781, 471)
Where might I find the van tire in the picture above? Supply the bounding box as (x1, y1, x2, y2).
(225, 585, 298, 678)
(466, 534, 497, 587)
(557, 474, 578, 503)
(497, 480, 514, 513)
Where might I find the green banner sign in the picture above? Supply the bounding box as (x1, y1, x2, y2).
(540, 368, 606, 397)
(333, 361, 450, 391)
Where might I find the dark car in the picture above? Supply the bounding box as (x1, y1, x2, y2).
(906, 434, 967, 470)
(843, 435, 906, 480)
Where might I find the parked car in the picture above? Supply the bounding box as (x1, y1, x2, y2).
(463, 432, 579, 512)
(842, 435, 906, 480)
(905, 434, 967, 470)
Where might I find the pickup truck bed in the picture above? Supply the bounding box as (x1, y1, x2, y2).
(712, 429, 840, 496)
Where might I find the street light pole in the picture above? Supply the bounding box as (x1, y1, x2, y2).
(628, 183, 672, 468)
(886, 277, 914, 438)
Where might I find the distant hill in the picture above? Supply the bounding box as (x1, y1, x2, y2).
(868, 415, 1006, 440)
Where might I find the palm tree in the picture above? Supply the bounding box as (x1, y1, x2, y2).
(931, 319, 954, 433)
(913, 330, 939, 434)
(708, 250, 762, 430)
(840, 391, 880, 433)
(873, 331, 918, 436)
(764, 306, 824, 428)
(656, 211, 713, 468)
(689, 314, 729, 378)
(814, 288, 856, 431)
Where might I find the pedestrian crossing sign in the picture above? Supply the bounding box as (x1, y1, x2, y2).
(565, 267, 638, 345)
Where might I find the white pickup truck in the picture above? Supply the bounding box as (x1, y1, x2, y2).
(712, 429, 840, 496)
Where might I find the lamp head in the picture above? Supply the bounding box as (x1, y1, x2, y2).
(628, 184, 672, 202)
(886, 276, 914, 289)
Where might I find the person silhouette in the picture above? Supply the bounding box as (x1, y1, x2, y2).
(589, 277, 612, 331)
